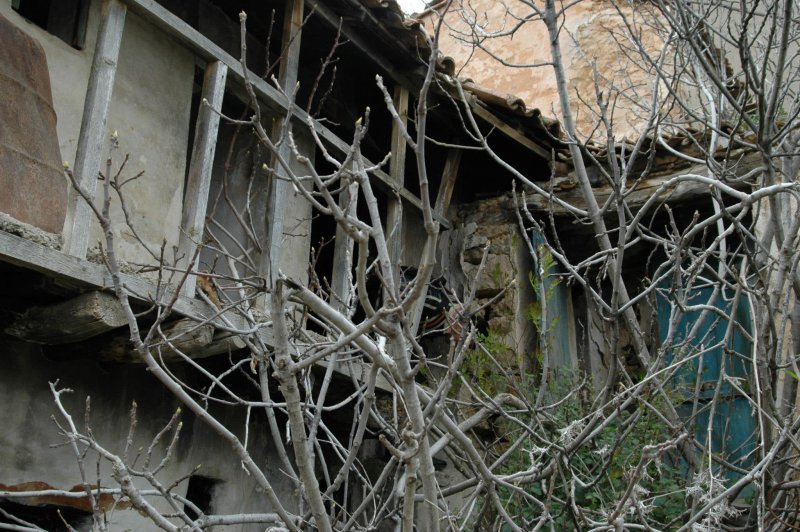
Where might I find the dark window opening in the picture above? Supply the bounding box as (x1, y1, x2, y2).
(184, 475, 219, 520)
(0, 499, 92, 532)
(12, 0, 90, 49)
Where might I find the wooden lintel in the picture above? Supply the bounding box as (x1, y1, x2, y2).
(62, 0, 127, 258)
(5, 291, 128, 344)
(470, 103, 552, 160)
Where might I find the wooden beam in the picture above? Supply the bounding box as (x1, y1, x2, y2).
(470, 103, 552, 160)
(5, 291, 128, 344)
(157, 318, 215, 356)
(0, 230, 259, 335)
(189, 330, 248, 359)
(52, 318, 216, 363)
(262, 0, 305, 286)
(62, 0, 127, 258)
(434, 148, 462, 218)
(386, 86, 409, 284)
(525, 151, 761, 216)
(117, 0, 449, 228)
(178, 61, 228, 297)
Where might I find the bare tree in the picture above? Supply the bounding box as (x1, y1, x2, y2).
(4, 0, 800, 530)
(433, 0, 800, 529)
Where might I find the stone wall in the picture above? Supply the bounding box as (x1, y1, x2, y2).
(445, 194, 536, 375)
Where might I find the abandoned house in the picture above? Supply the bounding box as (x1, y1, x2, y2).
(0, 0, 773, 529)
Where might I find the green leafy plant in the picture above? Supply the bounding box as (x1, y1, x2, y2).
(494, 381, 688, 529)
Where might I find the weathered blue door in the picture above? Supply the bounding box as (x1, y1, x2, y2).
(656, 281, 757, 484)
(530, 231, 574, 373)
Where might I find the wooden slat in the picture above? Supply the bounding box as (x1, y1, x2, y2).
(386, 86, 409, 285)
(117, 0, 449, 228)
(5, 291, 128, 344)
(62, 0, 127, 258)
(262, 0, 305, 286)
(178, 61, 228, 297)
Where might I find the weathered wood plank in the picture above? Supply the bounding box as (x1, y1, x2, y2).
(53, 318, 215, 363)
(188, 331, 248, 359)
(178, 61, 228, 297)
(434, 148, 462, 217)
(62, 0, 127, 258)
(5, 291, 128, 344)
(157, 318, 215, 355)
(117, 0, 449, 228)
(386, 86, 409, 284)
(262, 0, 305, 286)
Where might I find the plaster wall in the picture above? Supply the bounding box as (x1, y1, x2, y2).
(200, 118, 314, 287)
(1, 0, 194, 265)
(0, 336, 298, 530)
(427, 0, 668, 140)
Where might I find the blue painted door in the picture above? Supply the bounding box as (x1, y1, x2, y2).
(656, 281, 757, 484)
(530, 231, 573, 372)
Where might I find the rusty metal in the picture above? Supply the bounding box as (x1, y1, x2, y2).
(0, 481, 128, 513)
(0, 13, 67, 235)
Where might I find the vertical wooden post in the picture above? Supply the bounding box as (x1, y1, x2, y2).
(409, 148, 461, 334)
(62, 0, 127, 258)
(330, 181, 359, 312)
(262, 0, 304, 286)
(386, 86, 409, 285)
(434, 149, 461, 218)
(177, 61, 228, 297)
